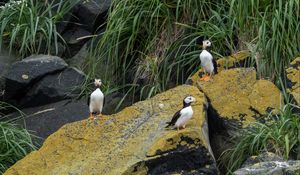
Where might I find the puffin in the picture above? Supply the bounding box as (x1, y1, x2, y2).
(88, 79, 105, 119)
(199, 40, 217, 81)
(166, 95, 196, 131)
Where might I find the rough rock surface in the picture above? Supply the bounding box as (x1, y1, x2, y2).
(191, 67, 282, 128)
(241, 152, 284, 168)
(188, 67, 282, 159)
(286, 57, 300, 105)
(4, 55, 68, 100)
(73, 0, 111, 32)
(19, 67, 85, 108)
(4, 99, 88, 144)
(4, 85, 217, 175)
(234, 160, 300, 175)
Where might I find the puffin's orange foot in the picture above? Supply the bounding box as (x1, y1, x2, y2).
(203, 76, 211, 81)
(200, 75, 209, 81)
(89, 113, 94, 119)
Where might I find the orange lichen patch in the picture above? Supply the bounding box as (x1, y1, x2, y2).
(286, 57, 300, 104)
(194, 68, 282, 127)
(4, 85, 215, 175)
(188, 50, 250, 85)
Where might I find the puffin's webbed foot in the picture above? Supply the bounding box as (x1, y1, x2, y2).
(89, 113, 94, 120)
(200, 75, 210, 81)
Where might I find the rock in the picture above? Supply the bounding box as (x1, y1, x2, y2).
(286, 57, 300, 105)
(241, 152, 284, 168)
(192, 68, 282, 128)
(234, 160, 300, 175)
(63, 27, 91, 45)
(66, 42, 89, 68)
(4, 55, 68, 100)
(19, 67, 85, 108)
(3, 99, 88, 144)
(62, 26, 91, 58)
(0, 62, 8, 100)
(38, 41, 66, 57)
(73, 0, 111, 32)
(188, 67, 282, 158)
(4, 85, 218, 175)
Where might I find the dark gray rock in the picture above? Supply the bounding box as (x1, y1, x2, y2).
(234, 152, 300, 175)
(73, 0, 111, 32)
(241, 152, 284, 168)
(4, 55, 68, 100)
(63, 27, 91, 45)
(20, 67, 85, 108)
(4, 99, 89, 145)
(234, 160, 300, 175)
(66, 42, 89, 68)
(0, 62, 8, 100)
(62, 26, 91, 57)
(39, 41, 66, 57)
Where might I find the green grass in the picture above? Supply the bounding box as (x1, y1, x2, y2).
(0, 0, 79, 58)
(84, 0, 300, 105)
(0, 101, 36, 174)
(0, 121, 36, 174)
(219, 103, 300, 174)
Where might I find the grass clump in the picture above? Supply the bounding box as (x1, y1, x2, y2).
(0, 120, 36, 173)
(0, 101, 36, 174)
(220, 104, 300, 174)
(0, 0, 79, 58)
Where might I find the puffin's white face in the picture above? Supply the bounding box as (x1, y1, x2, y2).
(202, 40, 211, 48)
(94, 79, 102, 87)
(184, 96, 196, 104)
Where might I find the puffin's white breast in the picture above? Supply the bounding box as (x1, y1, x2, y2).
(175, 106, 193, 127)
(199, 50, 214, 73)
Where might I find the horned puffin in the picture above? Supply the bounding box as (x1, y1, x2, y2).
(166, 95, 196, 131)
(199, 40, 217, 81)
(88, 79, 105, 119)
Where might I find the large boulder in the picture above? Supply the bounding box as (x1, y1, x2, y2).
(4, 55, 68, 100)
(286, 57, 300, 105)
(4, 85, 218, 175)
(19, 67, 85, 108)
(4, 99, 88, 144)
(188, 67, 282, 158)
(73, 0, 111, 32)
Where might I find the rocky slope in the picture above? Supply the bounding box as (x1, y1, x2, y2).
(4, 85, 217, 175)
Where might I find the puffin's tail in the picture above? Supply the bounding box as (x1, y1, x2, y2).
(165, 122, 172, 128)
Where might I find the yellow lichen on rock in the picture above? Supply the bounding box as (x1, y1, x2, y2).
(4, 85, 217, 175)
(193, 68, 282, 126)
(286, 57, 300, 104)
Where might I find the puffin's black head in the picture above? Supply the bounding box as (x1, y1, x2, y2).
(94, 79, 102, 88)
(183, 95, 196, 107)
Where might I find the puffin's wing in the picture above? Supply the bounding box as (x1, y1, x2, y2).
(87, 96, 90, 106)
(212, 58, 218, 74)
(165, 109, 182, 128)
(103, 95, 105, 107)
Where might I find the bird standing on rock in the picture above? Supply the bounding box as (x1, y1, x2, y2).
(88, 79, 105, 119)
(199, 40, 217, 81)
(166, 95, 196, 131)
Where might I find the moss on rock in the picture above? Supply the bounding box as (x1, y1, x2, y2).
(286, 57, 300, 105)
(194, 68, 282, 127)
(4, 85, 217, 175)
